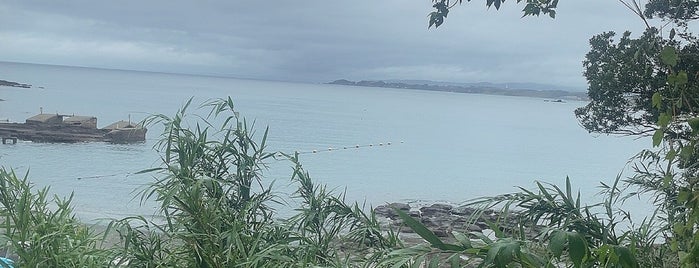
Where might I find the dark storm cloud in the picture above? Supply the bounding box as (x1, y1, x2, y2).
(0, 1, 649, 88)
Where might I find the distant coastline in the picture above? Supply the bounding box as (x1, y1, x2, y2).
(0, 79, 31, 89)
(327, 79, 588, 100)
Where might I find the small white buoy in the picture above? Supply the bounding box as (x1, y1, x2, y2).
(400, 141, 404, 143)
(328, 147, 333, 151)
(387, 142, 392, 145)
(355, 144, 360, 148)
(379, 143, 383, 146)
(343, 146, 347, 149)
(312, 150, 317, 153)
(369, 144, 373, 147)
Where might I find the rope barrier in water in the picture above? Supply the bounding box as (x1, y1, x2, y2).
(280, 140, 404, 156)
(66, 140, 405, 180)
(76, 172, 133, 180)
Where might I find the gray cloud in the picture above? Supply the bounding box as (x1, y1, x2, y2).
(0, 0, 650, 88)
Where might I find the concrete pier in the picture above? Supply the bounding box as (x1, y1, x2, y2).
(0, 113, 146, 143)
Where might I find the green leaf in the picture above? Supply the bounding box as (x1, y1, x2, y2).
(681, 145, 694, 160)
(394, 208, 443, 246)
(689, 117, 699, 132)
(658, 112, 672, 128)
(484, 243, 503, 266)
(496, 240, 519, 265)
(549, 230, 567, 258)
(135, 167, 165, 174)
(615, 246, 638, 268)
(652, 129, 664, 147)
(568, 232, 588, 268)
(666, 148, 677, 162)
(663, 174, 673, 188)
(452, 231, 472, 248)
(429, 12, 438, 28)
(428, 256, 440, 268)
(548, 9, 556, 18)
(668, 74, 678, 85)
(661, 46, 678, 67)
(677, 71, 688, 85)
(652, 92, 662, 108)
(412, 256, 426, 268)
(449, 254, 460, 268)
(679, 189, 690, 203)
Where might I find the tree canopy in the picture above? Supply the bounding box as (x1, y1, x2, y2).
(426, 0, 699, 266)
(428, 0, 558, 28)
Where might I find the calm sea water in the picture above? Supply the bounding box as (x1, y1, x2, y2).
(0, 61, 650, 222)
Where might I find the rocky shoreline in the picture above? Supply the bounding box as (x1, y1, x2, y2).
(0, 79, 31, 89)
(374, 202, 541, 240)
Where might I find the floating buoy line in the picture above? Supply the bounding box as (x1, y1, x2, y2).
(76, 172, 133, 180)
(67, 140, 404, 180)
(278, 140, 404, 157)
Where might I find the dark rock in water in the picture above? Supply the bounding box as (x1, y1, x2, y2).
(420, 216, 445, 228)
(419, 203, 452, 217)
(475, 221, 490, 229)
(374, 202, 410, 219)
(418, 217, 453, 237)
(452, 205, 476, 216)
(467, 224, 483, 232)
(390, 202, 410, 211)
(379, 202, 544, 241)
(0, 79, 31, 88)
(432, 227, 452, 237)
(400, 226, 415, 233)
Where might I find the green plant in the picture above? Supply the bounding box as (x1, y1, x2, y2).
(379, 177, 650, 267)
(0, 168, 110, 267)
(108, 97, 293, 267)
(286, 153, 401, 266)
(105, 97, 402, 267)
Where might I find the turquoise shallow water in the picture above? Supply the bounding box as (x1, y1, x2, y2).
(0, 61, 650, 222)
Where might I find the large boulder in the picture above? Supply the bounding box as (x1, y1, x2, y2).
(373, 203, 410, 220)
(419, 203, 453, 218)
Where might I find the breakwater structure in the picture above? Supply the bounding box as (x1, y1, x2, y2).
(0, 113, 146, 143)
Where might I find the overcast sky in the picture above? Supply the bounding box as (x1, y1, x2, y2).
(0, 1, 650, 89)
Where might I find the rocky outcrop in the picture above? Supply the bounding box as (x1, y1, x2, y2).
(373, 202, 410, 220)
(374, 202, 542, 238)
(0, 79, 31, 88)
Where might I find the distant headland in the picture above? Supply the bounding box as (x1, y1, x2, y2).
(0, 79, 31, 89)
(327, 79, 588, 100)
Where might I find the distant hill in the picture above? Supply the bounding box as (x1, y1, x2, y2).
(327, 79, 588, 100)
(385, 80, 585, 92)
